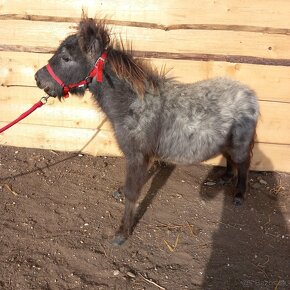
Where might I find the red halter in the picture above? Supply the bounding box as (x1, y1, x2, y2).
(46, 52, 107, 98)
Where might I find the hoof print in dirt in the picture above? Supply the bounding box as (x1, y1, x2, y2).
(112, 235, 127, 246)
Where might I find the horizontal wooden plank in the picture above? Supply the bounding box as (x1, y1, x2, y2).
(0, 124, 122, 157)
(1, 20, 290, 60)
(1, 51, 290, 103)
(0, 88, 289, 145)
(0, 101, 106, 130)
(0, 123, 289, 172)
(1, 16, 289, 37)
(0, 86, 101, 110)
(1, 0, 290, 29)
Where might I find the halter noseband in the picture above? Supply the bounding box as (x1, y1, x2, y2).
(46, 52, 107, 98)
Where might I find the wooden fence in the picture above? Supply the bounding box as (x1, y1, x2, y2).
(0, 0, 290, 172)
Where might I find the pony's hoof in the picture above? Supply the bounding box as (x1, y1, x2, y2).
(112, 189, 124, 201)
(233, 196, 244, 206)
(112, 234, 127, 246)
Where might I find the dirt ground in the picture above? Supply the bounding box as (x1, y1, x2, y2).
(0, 145, 289, 290)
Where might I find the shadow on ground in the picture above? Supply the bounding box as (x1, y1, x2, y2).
(200, 150, 290, 289)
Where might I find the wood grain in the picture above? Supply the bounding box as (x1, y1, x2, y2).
(1, 20, 290, 60)
(2, 45, 290, 67)
(1, 14, 290, 36)
(1, 0, 290, 29)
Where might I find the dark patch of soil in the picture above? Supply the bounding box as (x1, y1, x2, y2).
(0, 145, 289, 290)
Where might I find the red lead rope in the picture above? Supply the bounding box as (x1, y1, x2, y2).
(0, 96, 49, 134)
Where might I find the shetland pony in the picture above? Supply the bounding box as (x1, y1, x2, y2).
(35, 16, 259, 245)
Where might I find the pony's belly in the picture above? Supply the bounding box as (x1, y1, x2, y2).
(157, 140, 221, 165)
(156, 127, 226, 165)
(160, 151, 217, 165)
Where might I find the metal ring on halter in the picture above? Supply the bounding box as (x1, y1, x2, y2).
(40, 95, 51, 104)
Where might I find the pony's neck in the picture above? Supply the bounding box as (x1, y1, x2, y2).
(88, 50, 163, 126)
(89, 65, 137, 125)
(105, 48, 161, 97)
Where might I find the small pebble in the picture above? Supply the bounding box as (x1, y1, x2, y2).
(126, 271, 136, 278)
(113, 270, 120, 276)
(259, 179, 267, 185)
(204, 181, 216, 186)
(252, 182, 262, 189)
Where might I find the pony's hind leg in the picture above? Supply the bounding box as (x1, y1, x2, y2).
(234, 157, 251, 206)
(229, 118, 256, 205)
(220, 152, 237, 184)
(113, 153, 149, 246)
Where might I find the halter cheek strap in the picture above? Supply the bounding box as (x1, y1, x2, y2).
(46, 51, 107, 98)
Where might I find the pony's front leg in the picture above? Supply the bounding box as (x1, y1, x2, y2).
(113, 154, 149, 246)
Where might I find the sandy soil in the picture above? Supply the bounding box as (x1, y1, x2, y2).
(0, 145, 289, 290)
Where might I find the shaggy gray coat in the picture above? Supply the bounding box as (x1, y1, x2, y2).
(93, 76, 259, 166)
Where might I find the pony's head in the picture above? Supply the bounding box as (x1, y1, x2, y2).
(35, 16, 110, 98)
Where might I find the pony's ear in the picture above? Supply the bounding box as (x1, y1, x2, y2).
(78, 17, 102, 56)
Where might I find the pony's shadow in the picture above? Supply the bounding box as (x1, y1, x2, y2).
(133, 161, 175, 230)
(200, 151, 290, 289)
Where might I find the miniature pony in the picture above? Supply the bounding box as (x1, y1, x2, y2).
(35, 16, 259, 245)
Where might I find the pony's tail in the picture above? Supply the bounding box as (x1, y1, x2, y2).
(249, 128, 257, 161)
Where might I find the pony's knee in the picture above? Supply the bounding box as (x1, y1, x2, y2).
(123, 189, 139, 202)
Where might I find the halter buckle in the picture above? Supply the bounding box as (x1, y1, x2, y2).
(85, 76, 93, 84)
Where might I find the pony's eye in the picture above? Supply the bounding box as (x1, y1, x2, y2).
(62, 56, 71, 62)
